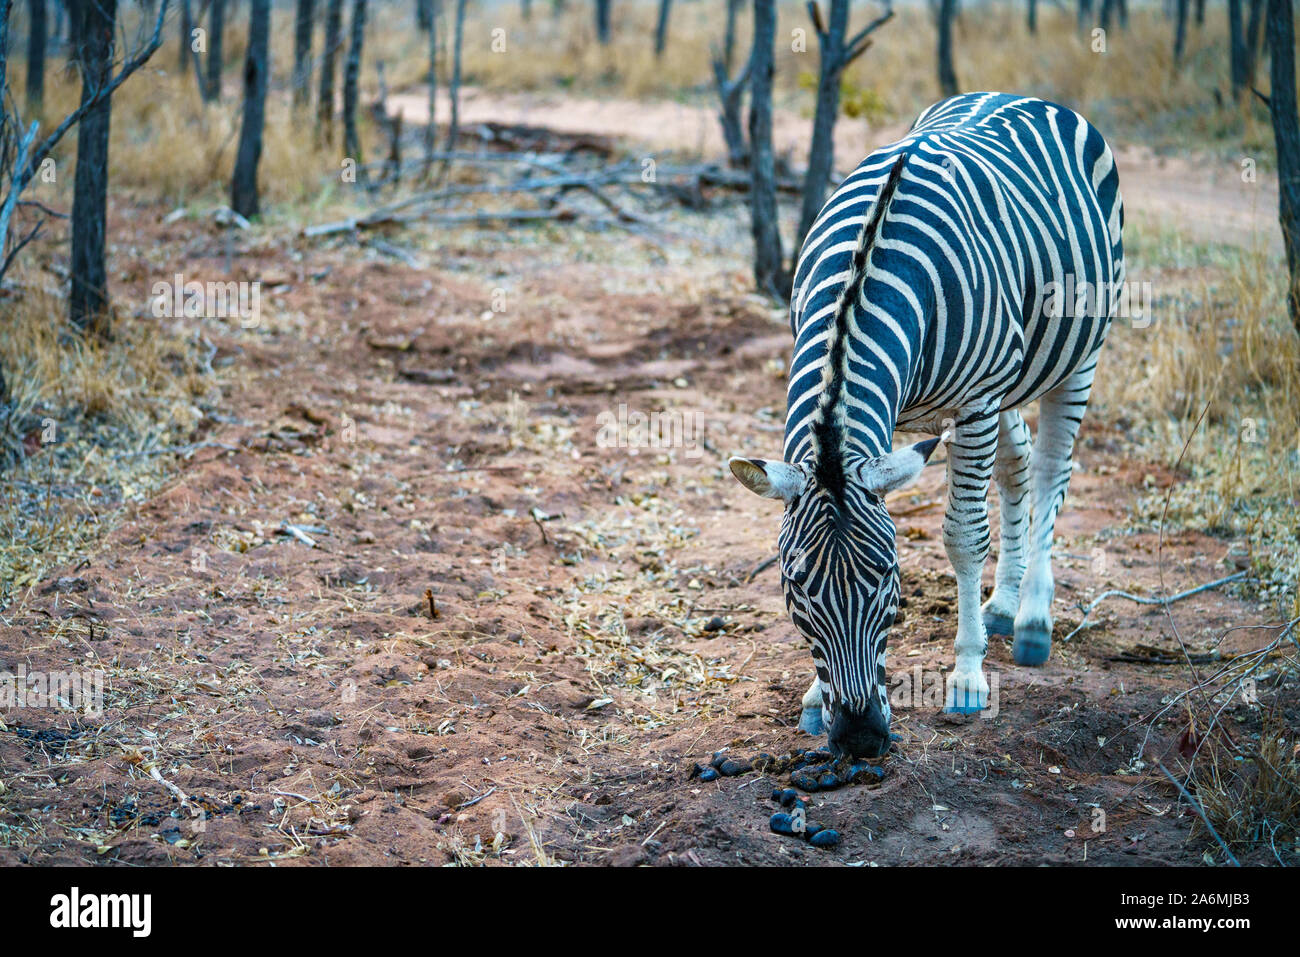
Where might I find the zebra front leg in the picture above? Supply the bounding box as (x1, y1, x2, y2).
(982, 410, 1031, 637)
(799, 677, 826, 735)
(1013, 367, 1096, 665)
(942, 412, 998, 713)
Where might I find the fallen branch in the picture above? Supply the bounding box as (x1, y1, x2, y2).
(1061, 571, 1248, 643)
(1154, 759, 1240, 867)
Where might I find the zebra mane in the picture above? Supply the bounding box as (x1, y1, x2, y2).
(809, 151, 909, 502)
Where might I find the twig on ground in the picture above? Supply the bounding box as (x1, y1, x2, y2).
(1154, 759, 1240, 867)
(1062, 571, 1249, 643)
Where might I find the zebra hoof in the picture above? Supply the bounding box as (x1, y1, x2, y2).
(982, 610, 1015, 637)
(798, 706, 826, 737)
(1013, 624, 1052, 666)
(944, 672, 989, 714)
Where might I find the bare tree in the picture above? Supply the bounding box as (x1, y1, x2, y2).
(207, 0, 224, 101)
(317, 0, 344, 141)
(594, 0, 610, 44)
(68, 0, 119, 333)
(937, 0, 958, 98)
(723, 0, 741, 74)
(654, 0, 671, 57)
(749, 0, 786, 299)
(231, 0, 269, 217)
(1174, 0, 1189, 65)
(26, 0, 46, 115)
(342, 0, 366, 168)
(796, 1, 892, 257)
(1, 1, 168, 288)
(711, 35, 752, 169)
(1244, 0, 1265, 91)
(292, 0, 315, 109)
(445, 0, 465, 153)
(1266, 0, 1300, 334)
(179, 0, 192, 72)
(423, 0, 438, 177)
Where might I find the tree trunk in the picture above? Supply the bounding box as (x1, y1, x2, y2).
(1099, 0, 1115, 31)
(179, 0, 191, 72)
(748, 0, 786, 299)
(937, 0, 958, 98)
(342, 0, 366, 166)
(1194, 0, 1204, 26)
(796, 0, 849, 253)
(68, 0, 117, 335)
(26, 0, 46, 114)
(1228, 0, 1247, 101)
(1244, 0, 1264, 90)
(445, 0, 465, 152)
(654, 0, 671, 57)
(1027, 0, 1037, 33)
(1173, 0, 1188, 65)
(723, 0, 741, 74)
(594, 0, 610, 44)
(317, 0, 344, 141)
(416, 0, 432, 30)
(1078, 0, 1093, 33)
(231, 0, 269, 217)
(0, 0, 8, 400)
(1267, 0, 1300, 334)
(423, 0, 438, 176)
(207, 0, 225, 101)
(292, 0, 315, 108)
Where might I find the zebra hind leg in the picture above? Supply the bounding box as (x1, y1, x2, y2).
(941, 411, 998, 713)
(1013, 367, 1096, 666)
(981, 410, 1031, 637)
(798, 677, 826, 736)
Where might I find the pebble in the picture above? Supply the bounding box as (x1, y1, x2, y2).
(698, 767, 719, 782)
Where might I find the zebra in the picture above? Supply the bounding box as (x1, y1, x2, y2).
(730, 93, 1124, 758)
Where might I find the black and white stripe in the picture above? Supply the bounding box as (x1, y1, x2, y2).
(733, 93, 1124, 753)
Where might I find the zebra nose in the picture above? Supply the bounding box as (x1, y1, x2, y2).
(828, 701, 891, 758)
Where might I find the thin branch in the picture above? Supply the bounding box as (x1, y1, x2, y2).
(1061, 571, 1249, 643)
(1154, 760, 1241, 867)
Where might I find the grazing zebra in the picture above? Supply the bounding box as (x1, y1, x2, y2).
(730, 93, 1124, 758)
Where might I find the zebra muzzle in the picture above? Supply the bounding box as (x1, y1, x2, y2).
(827, 700, 891, 759)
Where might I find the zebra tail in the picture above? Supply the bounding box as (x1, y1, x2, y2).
(812, 151, 909, 467)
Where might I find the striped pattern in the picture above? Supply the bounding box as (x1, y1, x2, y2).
(776, 93, 1124, 745)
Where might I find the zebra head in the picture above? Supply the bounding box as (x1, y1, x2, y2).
(730, 439, 941, 756)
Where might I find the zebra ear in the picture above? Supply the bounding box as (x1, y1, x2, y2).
(858, 433, 948, 496)
(729, 457, 806, 503)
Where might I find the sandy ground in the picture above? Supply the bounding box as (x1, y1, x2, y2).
(390, 86, 1282, 250)
(0, 92, 1291, 866)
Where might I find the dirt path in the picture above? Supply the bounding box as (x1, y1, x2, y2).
(0, 108, 1287, 867)
(392, 86, 1282, 251)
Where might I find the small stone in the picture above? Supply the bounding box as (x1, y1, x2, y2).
(704, 616, 726, 632)
(698, 767, 719, 782)
(779, 788, 799, 807)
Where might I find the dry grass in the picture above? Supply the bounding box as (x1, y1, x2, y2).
(0, 276, 214, 605)
(1192, 707, 1300, 864)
